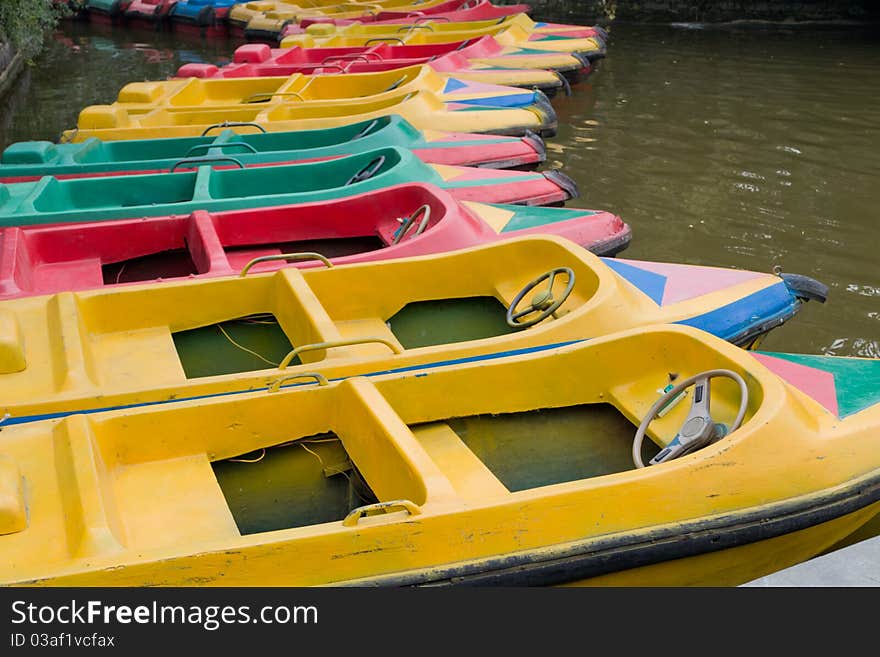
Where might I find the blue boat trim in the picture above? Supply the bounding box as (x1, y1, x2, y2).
(451, 93, 539, 108)
(2, 340, 585, 427)
(675, 282, 798, 343)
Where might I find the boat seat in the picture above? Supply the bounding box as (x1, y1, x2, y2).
(333, 318, 405, 356)
(52, 416, 125, 558)
(0, 455, 26, 535)
(224, 246, 287, 272)
(32, 258, 104, 294)
(411, 422, 509, 502)
(0, 310, 25, 373)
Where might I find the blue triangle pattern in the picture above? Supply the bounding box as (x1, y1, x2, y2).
(600, 258, 667, 305)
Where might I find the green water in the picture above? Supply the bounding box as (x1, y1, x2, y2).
(212, 433, 378, 535)
(172, 314, 296, 378)
(444, 404, 654, 491)
(1, 19, 878, 357)
(387, 297, 515, 349)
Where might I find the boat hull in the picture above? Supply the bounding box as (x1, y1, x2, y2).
(2, 326, 876, 587)
(0, 184, 629, 300)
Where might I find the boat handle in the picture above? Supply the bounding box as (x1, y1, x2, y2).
(413, 16, 450, 23)
(266, 372, 329, 393)
(239, 252, 334, 277)
(350, 119, 380, 140)
(313, 63, 347, 74)
(342, 500, 421, 527)
(365, 37, 405, 45)
(184, 142, 258, 157)
(322, 53, 379, 64)
(278, 337, 402, 370)
(244, 91, 306, 104)
(200, 121, 267, 136)
(397, 24, 434, 32)
(456, 38, 476, 51)
(170, 156, 245, 173)
(381, 75, 408, 93)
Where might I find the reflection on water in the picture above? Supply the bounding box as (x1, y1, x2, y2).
(545, 21, 880, 357)
(1, 19, 878, 356)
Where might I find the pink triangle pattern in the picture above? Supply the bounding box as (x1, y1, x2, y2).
(751, 353, 840, 416)
(615, 259, 765, 305)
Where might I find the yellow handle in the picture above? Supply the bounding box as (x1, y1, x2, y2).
(278, 337, 402, 370)
(267, 372, 329, 393)
(342, 500, 421, 527)
(239, 252, 333, 277)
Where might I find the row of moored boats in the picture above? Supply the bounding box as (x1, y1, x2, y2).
(2, 1, 879, 587)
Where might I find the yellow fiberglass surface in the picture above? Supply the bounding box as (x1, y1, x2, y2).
(0, 236, 797, 422)
(62, 88, 549, 142)
(230, 0, 456, 29)
(1, 324, 878, 586)
(103, 66, 514, 111)
(280, 15, 602, 55)
(243, 1, 461, 33)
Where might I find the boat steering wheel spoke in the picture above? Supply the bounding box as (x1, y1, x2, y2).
(506, 267, 575, 329)
(391, 204, 431, 244)
(632, 369, 750, 468)
(345, 155, 386, 186)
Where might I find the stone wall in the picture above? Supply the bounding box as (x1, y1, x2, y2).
(516, 1, 880, 22)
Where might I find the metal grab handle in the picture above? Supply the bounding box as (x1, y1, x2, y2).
(267, 372, 329, 393)
(321, 53, 377, 64)
(456, 38, 476, 51)
(278, 337, 402, 370)
(239, 252, 334, 277)
(397, 24, 434, 32)
(365, 37, 405, 45)
(200, 121, 267, 136)
(312, 63, 347, 74)
(381, 75, 408, 93)
(350, 119, 380, 141)
(170, 156, 244, 173)
(342, 500, 421, 527)
(413, 16, 450, 23)
(244, 91, 306, 104)
(184, 142, 258, 157)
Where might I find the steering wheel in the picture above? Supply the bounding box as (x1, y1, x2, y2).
(392, 204, 431, 244)
(632, 369, 749, 468)
(345, 155, 386, 186)
(506, 267, 575, 329)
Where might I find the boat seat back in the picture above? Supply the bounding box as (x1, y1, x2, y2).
(78, 105, 133, 130)
(0, 456, 26, 535)
(118, 81, 170, 105)
(2, 141, 59, 165)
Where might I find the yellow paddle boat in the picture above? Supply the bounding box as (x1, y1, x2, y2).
(63, 90, 554, 142)
(0, 235, 823, 426)
(280, 14, 604, 59)
(104, 64, 545, 113)
(1, 324, 877, 586)
(229, 0, 457, 35)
